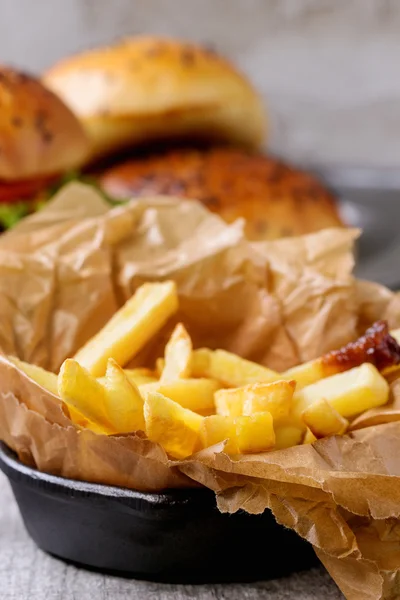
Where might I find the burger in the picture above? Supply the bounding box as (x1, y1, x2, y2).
(97, 147, 342, 240)
(43, 36, 266, 160)
(0, 66, 90, 229)
(42, 36, 343, 240)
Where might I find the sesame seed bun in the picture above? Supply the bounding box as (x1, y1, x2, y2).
(0, 66, 89, 181)
(43, 37, 267, 160)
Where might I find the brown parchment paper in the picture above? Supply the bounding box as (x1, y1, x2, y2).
(2, 182, 400, 599)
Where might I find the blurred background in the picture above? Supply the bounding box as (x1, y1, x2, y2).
(2, 0, 400, 168)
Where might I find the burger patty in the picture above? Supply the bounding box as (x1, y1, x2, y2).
(99, 147, 343, 240)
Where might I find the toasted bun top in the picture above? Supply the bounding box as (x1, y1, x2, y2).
(99, 147, 343, 241)
(43, 37, 266, 157)
(0, 67, 90, 180)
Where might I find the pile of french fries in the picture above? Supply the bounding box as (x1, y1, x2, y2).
(9, 281, 400, 459)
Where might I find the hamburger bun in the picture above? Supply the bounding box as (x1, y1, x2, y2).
(43, 37, 266, 160)
(0, 66, 89, 181)
(99, 148, 343, 241)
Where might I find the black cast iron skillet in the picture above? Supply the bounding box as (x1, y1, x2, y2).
(0, 442, 318, 583)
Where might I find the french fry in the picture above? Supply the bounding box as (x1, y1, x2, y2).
(144, 392, 203, 459)
(161, 323, 192, 381)
(8, 356, 58, 395)
(302, 399, 348, 439)
(66, 405, 110, 435)
(192, 348, 280, 387)
(73, 281, 178, 376)
(293, 363, 389, 419)
(59, 359, 144, 434)
(282, 359, 328, 389)
(274, 416, 305, 450)
(242, 380, 296, 419)
(215, 387, 246, 417)
(216, 380, 295, 419)
(199, 415, 239, 454)
(58, 359, 113, 430)
(14, 357, 108, 433)
(140, 378, 219, 414)
(201, 413, 276, 454)
(235, 413, 275, 453)
(191, 348, 211, 377)
(103, 359, 145, 432)
(303, 428, 317, 445)
(124, 368, 157, 387)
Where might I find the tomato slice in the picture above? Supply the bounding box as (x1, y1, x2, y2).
(0, 177, 56, 203)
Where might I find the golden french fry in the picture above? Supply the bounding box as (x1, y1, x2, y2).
(199, 414, 239, 454)
(235, 413, 275, 453)
(58, 359, 113, 430)
(66, 405, 110, 435)
(274, 416, 305, 450)
(215, 380, 295, 419)
(161, 323, 192, 381)
(103, 359, 145, 432)
(8, 356, 59, 395)
(242, 380, 296, 419)
(124, 368, 158, 387)
(144, 392, 203, 459)
(303, 428, 317, 445)
(293, 363, 389, 419)
(73, 281, 178, 376)
(191, 348, 211, 377)
(192, 348, 279, 387)
(97, 370, 157, 387)
(282, 359, 328, 389)
(202, 413, 276, 454)
(302, 399, 348, 439)
(140, 378, 219, 414)
(139, 382, 164, 396)
(215, 387, 246, 417)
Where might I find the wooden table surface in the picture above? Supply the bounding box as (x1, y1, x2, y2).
(0, 473, 344, 600)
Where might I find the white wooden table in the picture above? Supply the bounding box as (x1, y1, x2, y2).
(0, 473, 343, 600)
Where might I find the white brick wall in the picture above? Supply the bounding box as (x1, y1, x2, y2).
(1, 0, 400, 167)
